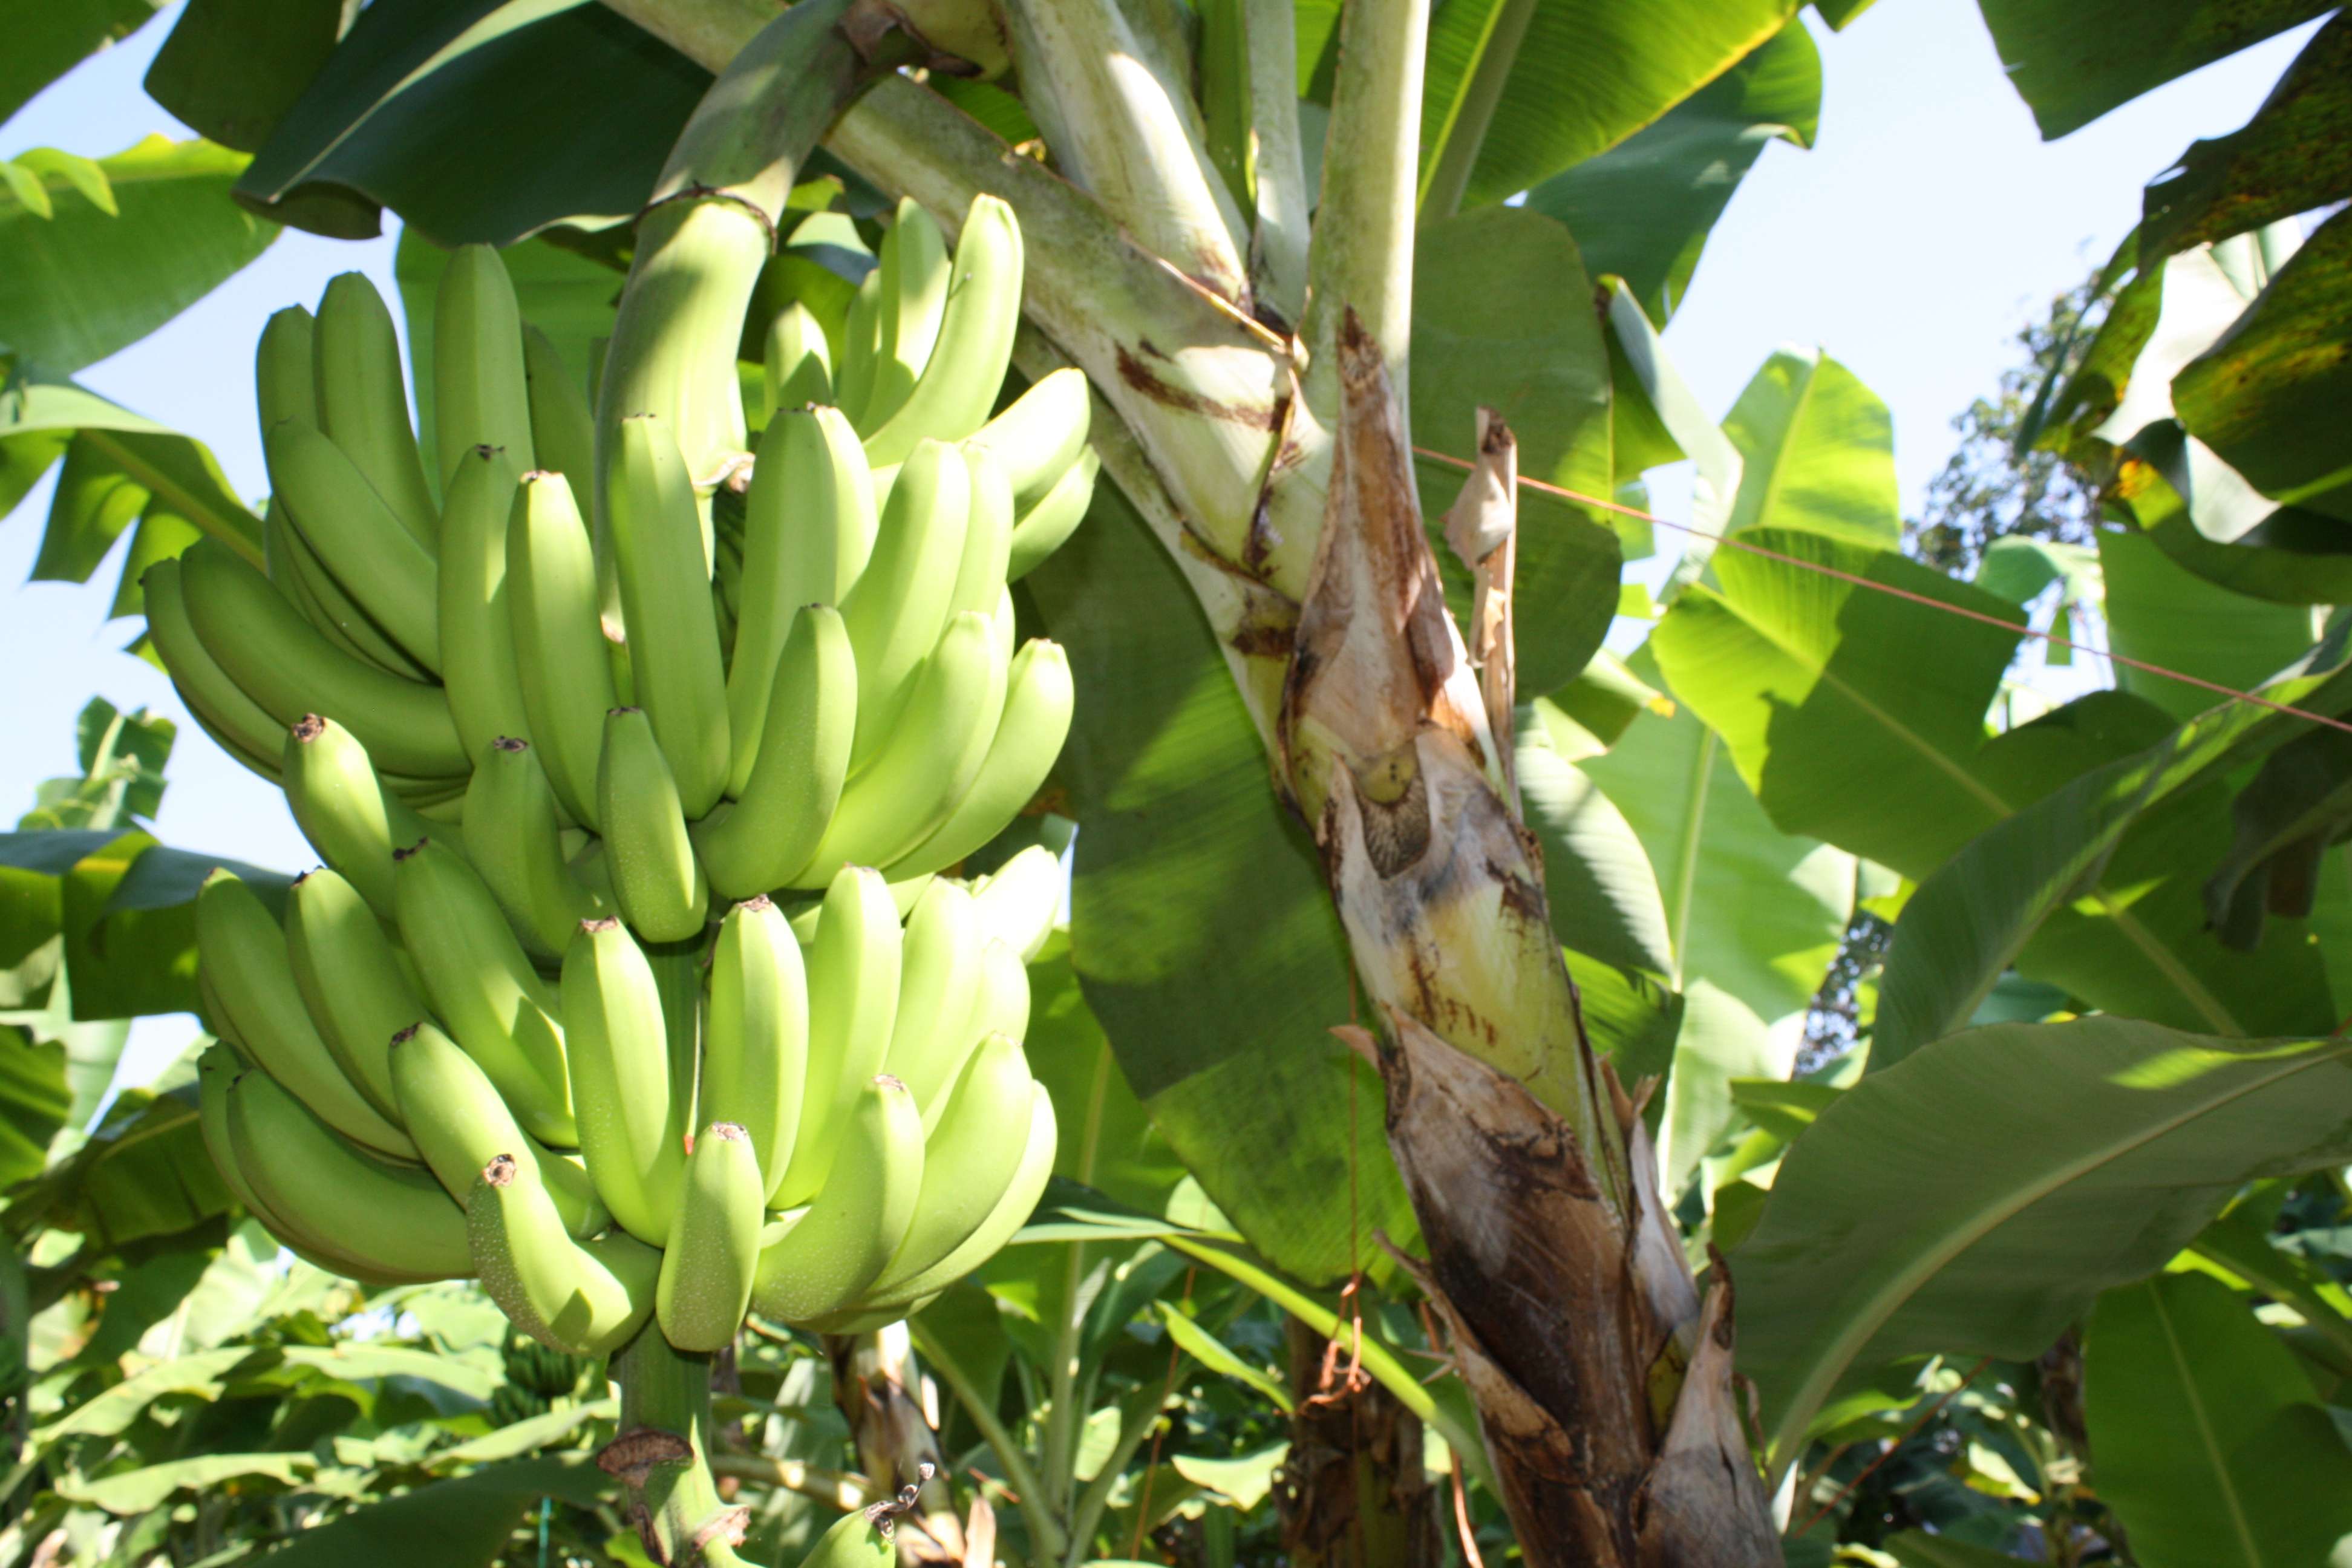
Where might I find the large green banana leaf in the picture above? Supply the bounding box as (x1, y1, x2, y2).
(2084, 1272, 2352, 1567)
(1975, 0, 2336, 140)
(0, 0, 161, 127)
(1720, 348, 1901, 548)
(1523, 19, 1819, 324)
(1415, 0, 1800, 212)
(2116, 421, 2352, 607)
(1731, 1016, 2352, 1472)
(2140, 13, 2352, 261)
(142, 0, 347, 157)
(0, 137, 276, 374)
(1413, 204, 1623, 694)
(1022, 477, 1413, 1287)
(2100, 528, 2320, 720)
(2174, 207, 2352, 523)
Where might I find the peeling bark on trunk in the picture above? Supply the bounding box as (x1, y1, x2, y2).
(825, 1328, 965, 1564)
(1292, 314, 1780, 1567)
(1276, 1318, 1444, 1567)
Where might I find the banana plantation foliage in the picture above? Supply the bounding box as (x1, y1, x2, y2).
(2, 0, 2350, 1563)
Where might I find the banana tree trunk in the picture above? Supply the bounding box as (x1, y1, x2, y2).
(598, 0, 1783, 1558)
(824, 1327, 967, 1563)
(1278, 1318, 1443, 1567)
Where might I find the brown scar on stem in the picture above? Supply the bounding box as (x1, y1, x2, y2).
(1112, 345, 1281, 430)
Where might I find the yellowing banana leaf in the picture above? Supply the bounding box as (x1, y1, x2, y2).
(1732, 1017, 2352, 1475)
(235, 0, 709, 244)
(1415, 0, 1800, 213)
(2115, 422, 2352, 606)
(2085, 1273, 2352, 1567)
(0, 137, 275, 374)
(1524, 21, 1819, 324)
(1411, 205, 1622, 695)
(1022, 474, 1415, 1287)
(1976, 0, 2334, 140)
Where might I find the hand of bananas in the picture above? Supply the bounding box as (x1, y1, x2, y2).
(163, 194, 1091, 1356)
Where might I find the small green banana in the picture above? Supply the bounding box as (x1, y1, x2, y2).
(762, 302, 833, 418)
(861, 198, 951, 432)
(388, 1020, 606, 1238)
(225, 1067, 472, 1280)
(267, 499, 436, 679)
(787, 1503, 893, 1568)
(264, 419, 443, 673)
(833, 266, 884, 429)
(949, 442, 1014, 619)
(596, 707, 709, 942)
(771, 866, 901, 1207)
(875, 880, 984, 1116)
(794, 610, 1005, 884)
(859, 1080, 1055, 1311)
(140, 559, 289, 779)
(751, 1075, 923, 1325)
(177, 539, 469, 778)
(559, 917, 688, 1247)
(967, 366, 1091, 511)
(838, 439, 968, 763)
(967, 843, 1066, 961)
(437, 443, 536, 763)
(869, 1034, 1034, 1297)
(656, 1122, 765, 1352)
(283, 865, 422, 1119)
(255, 304, 319, 434)
(1005, 446, 1099, 581)
(924, 936, 1031, 1135)
(391, 835, 576, 1145)
(605, 413, 731, 817)
(469, 1152, 659, 1356)
(506, 471, 617, 829)
(521, 324, 597, 501)
(432, 244, 536, 488)
(861, 196, 1024, 466)
(884, 639, 1073, 881)
(195, 869, 415, 1160)
(725, 408, 874, 795)
(312, 270, 440, 547)
(281, 714, 439, 920)
(465, 737, 609, 959)
(693, 604, 855, 903)
(703, 896, 809, 1202)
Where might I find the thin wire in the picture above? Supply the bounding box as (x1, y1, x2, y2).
(1410, 445, 2352, 739)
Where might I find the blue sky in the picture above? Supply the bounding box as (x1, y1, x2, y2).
(0, 2, 2322, 1070)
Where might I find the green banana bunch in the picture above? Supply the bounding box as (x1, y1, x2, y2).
(178, 204, 1082, 1348)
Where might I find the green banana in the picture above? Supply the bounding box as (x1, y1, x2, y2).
(606, 413, 732, 816)
(875, 880, 983, 1117)
(432, 245, 536, 488)
(388, 1020, 606, 1238)
(751, 1075, 923, 1325)
(437, 443, 536, 763)
(391, 835, 576, 1145)
(267, 500, 436, 680)
(762, 302, 833, 418)
(522, 324, 595, 493)
(469, 1152, 659, 1356)
(861, 198, 951, 432)
(1005, 446, 1099, 581)
(924, 936, 1031, 1135)
(255, 304, 319, 433)
(795, 610, 1005, 884)
(861, 1080, 1054, 1310)
(195, 869, 416, 1160)
(838, 439, 968, 762)
(834, 266, 884, 429)
(703, 896, 809, 1201)
(465, 737, 609, 959)
(506, 471, 617, 828)
(177, 540, 469, 778)
(788, 1503, 893, 1568)
(967, 366, 1091, 511)
(949, 442, 1014, 619)
(967, 843, 1066, 961)
(140, 559, 289, 779)
(693, 605, 855, 902)
(283, 866, 421, 1119)
(771, 866, 900, 1207)
(264, 420, 443, 673)
(862, 196, 1024, 466)
(869, 1034, 1034, 1297)
(313, 270, 440, 547)
(283, 714, 440, 920)
(226, 1067, 472, 1280)
(656, 1122, 764, 1352)
(725, 408, 874, 795)
(884, 639, 1074, 881)
(559, 917, 688, 1247)
(596, 707, 709, 942)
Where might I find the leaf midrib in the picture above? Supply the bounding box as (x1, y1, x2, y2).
(2149, 1281, 2264, 1564)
